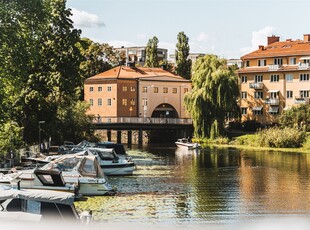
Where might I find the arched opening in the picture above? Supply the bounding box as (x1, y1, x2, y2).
(151, 103, 179, 118)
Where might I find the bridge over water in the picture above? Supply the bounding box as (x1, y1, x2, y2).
(93, 117, 193, 147)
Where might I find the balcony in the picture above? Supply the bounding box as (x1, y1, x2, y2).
(249, 82, 264, 90)
(298, 63, 309, 70)
(294, 97, 309, 105)
(269, 64, 280, 71)
(265, 98, 280, 105)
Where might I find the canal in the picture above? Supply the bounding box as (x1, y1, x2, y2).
(75, 145, 310, 228)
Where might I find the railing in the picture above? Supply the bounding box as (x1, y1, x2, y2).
(249, 82, 264, 90)
(94, 117, 193, 124)
(265, 98, 280, 105)
(294, 97, 310, 104)
(269, 64, 280, 71)
(298, 63, 309, 70)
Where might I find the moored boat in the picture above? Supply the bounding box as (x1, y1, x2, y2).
(175, 138, 201, 150)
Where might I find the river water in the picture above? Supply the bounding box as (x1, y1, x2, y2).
(75, 145, 310, 229)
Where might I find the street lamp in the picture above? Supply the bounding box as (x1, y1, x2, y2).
(38, 121, 45, 153)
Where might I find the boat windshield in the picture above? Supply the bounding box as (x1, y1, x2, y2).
(41, 157, 81, 172)
(78, 157, 104, 178)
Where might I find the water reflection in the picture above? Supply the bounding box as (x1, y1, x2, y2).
(75, 146, 310, 225)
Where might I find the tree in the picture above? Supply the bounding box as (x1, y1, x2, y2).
(184, 54, 240, 139)
(175, 32, 192, 79)
(145, 36, 159, 67)
(279, 104, 310, 132)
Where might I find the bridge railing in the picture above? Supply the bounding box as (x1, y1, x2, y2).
(94, 117, 193, 124)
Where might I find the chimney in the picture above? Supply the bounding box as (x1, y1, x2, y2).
(286, 39, 292, 42)
(258, 45, 264, 50)
(267, 35, 280, 45)
(303, 34, 310, 42)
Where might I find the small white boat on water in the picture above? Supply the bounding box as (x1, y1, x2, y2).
(0, 184, 92, 223)
(0, 153, 116, 196)
(87, 148, 136, 176)
(175, 138, 201, 150)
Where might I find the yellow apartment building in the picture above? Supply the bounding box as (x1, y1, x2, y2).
(238, 34, 310, 125)
(84, 65, 192, 121)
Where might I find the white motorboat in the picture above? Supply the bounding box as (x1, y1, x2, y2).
(0, 184, 92, 223)
(86, 148, 136, 176)
(175, 138, 201, 150)
(0, 153, 116, 196)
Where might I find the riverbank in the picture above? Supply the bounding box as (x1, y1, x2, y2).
(197, 131, 310, 154)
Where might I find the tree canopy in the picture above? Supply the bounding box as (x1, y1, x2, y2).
(184, 54, 240, 139)
(145, 36, 159, 67)
(279, 104, 310, 132)
(175, 32, 192, 79)
(0, 0, 100, 154)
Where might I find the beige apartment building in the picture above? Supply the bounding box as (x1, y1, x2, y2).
(84, 65, 192, 121)
(238, 34, 310, 125)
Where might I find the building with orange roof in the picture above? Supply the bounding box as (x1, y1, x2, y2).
(84, 65, 192, 121)
(238, 34, 310, 125)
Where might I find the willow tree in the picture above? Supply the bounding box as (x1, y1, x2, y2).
(184, 54, 240, 139)
(145, 36, 159, 67)
(175, 32, 192, 79)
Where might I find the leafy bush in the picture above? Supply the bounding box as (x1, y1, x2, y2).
(258, 127, 306, 148)
(280, 105, 310, 132)
(230, 134, 260, 146)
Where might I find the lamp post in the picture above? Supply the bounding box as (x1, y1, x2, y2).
(38, 121, 45, 153)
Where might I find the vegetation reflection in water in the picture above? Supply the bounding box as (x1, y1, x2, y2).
(74, 146, 310, 224)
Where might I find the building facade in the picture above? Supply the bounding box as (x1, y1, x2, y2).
(115, 46, 168, 67)
(238, 34, 310, 125)
(84, 66, 192, 121)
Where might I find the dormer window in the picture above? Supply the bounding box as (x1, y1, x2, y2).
(274, 58, 283, 66)
(289, 57, 296, 65)
(246, 60, 250, 67)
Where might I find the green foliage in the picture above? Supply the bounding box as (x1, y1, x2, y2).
(175, 32, 192, 79)
(303, 134, 310, 150)
(279, 105, 310, 132)
(145, 36, 159, 67)
(184, 54, 240, 139)
(230, 134, 260, 147)
(258, 127, 306, 148)
(0, 121, 24, 157)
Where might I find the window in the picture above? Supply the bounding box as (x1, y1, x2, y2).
(89, 99, 93, 106)
(107, 98, 112, 106)
(285, 74, 293, 82)
(241, 91, 247, 99)
(122, 86, 128, 91)
(142, 86, 147, 93)
(289, 57, 296, 65)
(254, 75, 263, 83)
(153, 87, 159, 93)
(142, 98, 147, 106)
(274, 58, 283, 65)
(241, 76, 247, 83)
(254, 91, 263, 99)
(183, 88, 189, 93)
(269, 107, 279, 115)
(98, 87, 102, 92)
(107, 86, 112, 92)
(270, 92, 278, 99)
(253, 109, 263, 116)
(241, 107, 247, 115)
(172, 88, 177, 93)
(300, 73, 309, 81)
(163, 87, 168, 93)
(122, 99, 127, 106)
(130, 99, 135, 106)
(270, 74, 279, 82)
(300, 90, 309, 98)
(246, 60, 250, 67)
(286, 91, 293, 99)
(98, 98, 102, 106)
(258, 59, 266, 66)
(130, 86, 136, 91)
(89, 87, 94, 92)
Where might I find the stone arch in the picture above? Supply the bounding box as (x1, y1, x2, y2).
(151, 103, 179, 118)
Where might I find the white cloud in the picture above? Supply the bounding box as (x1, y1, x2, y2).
(70, 8, 105, 28)
(195, 32, 209, 42)
(136, 34, 147, 40)
(240, 26, 275, 55)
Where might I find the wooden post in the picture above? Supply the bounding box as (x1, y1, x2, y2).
(117, 131, 122, 144)
(138, 128, 143, 148)
(107, 129, 111, 141)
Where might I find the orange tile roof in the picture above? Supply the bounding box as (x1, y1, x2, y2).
(241, 40, 310, 59)
(238, 64, 308, 74)
(85, 66, 188, 83)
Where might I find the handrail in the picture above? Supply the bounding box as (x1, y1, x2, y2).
(93, 117, 193, 124)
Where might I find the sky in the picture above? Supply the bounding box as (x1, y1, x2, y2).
(66, 0, 310, 59)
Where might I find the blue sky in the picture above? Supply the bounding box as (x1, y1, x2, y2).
(66, 0, 310, 59)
